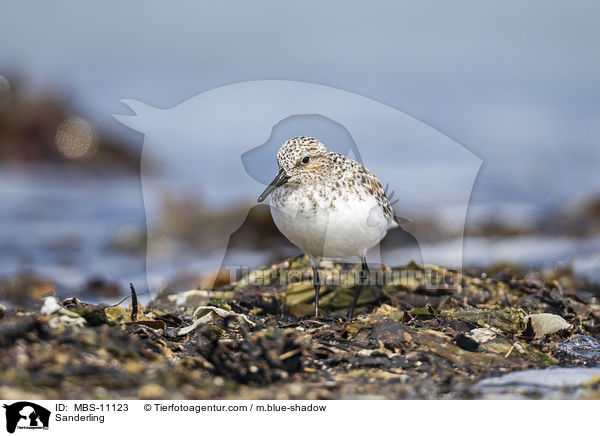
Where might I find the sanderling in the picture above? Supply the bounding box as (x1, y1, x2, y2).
(258, 136, 399, 318)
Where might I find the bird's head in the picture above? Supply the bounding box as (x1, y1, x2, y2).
(258, 137, 329, 202)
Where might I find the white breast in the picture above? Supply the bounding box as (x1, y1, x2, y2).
(270, 186, 394, 259)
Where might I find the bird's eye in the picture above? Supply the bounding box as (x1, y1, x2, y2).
(301, 156, 310, 164)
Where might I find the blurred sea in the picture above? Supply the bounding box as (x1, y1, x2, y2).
(2, 0, 600, 297)
(0, 158, 598, 303)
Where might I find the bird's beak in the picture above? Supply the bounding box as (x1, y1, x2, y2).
(258, 168, 290, 202)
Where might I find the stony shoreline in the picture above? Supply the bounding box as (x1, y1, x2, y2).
(1, 256, 599, 400)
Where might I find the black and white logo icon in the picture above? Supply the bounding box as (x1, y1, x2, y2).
(2, 402, 50, 434)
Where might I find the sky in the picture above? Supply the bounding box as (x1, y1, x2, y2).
(1, 0, 600, 211)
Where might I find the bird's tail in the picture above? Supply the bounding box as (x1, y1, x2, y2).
(384, 183, 411, 224)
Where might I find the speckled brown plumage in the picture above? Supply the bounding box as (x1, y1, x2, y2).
(260, 136, 401, 317)
(272, 137, 398, 223)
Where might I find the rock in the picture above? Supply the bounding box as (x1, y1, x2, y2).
(178, 305, 255, 336)
(454, 333, 479, 351)
(467, 328, 498, 344)
(40, 296, 86, 329)
(555, 335, 600, 361)
(138, 383, 167, 400)
(523, 313, 571, 339)
(475, 367, 600, 399)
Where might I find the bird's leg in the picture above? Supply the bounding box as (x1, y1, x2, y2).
(310, 256, 321, 317)
(347, 256, 370, 319)
(370, 265, 384, 305)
